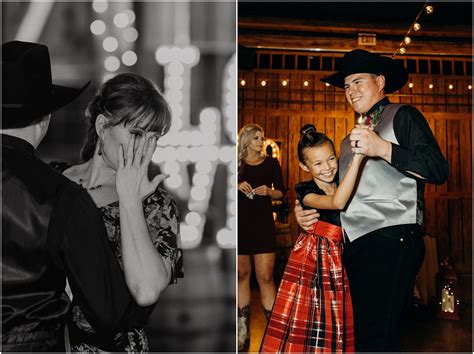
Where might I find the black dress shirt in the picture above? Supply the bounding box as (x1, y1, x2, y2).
(367, 97, 449, 184)
(1, 134, 154, 351)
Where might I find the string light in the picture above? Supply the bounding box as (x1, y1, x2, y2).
(468, 85, 472, 90)
(240, 79, 246, 86)
(448, 84, 454, 90)
(303, 80, 309, 86)
(104, 56, 120, 71)
(92, 0, 108, 13)
(123, 27, 138, 42)
(282, 80, 288, 86)
(90, 20, 106, 35)
(121, 51, 137, 66)
(103, 36, 118, 52)
(429, 84, 434, 89)
(408, 82, 414, 89)
(261, 80, 267, 86)
(393, 1, 433, 57)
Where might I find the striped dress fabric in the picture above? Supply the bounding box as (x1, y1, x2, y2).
(261, 221, 354, 353)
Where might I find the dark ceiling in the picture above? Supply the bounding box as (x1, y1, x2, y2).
(239, 2, 472, 29)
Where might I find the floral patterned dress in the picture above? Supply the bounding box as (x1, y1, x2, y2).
(50, 162, 183, 353)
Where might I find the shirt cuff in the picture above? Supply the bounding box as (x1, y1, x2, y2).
(391, 143, 411, 170)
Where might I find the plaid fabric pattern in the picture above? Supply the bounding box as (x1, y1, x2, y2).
(261, 221, 354, 353)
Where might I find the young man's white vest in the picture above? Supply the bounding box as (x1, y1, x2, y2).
(339, 104, 418, 241)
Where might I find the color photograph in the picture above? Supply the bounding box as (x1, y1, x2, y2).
(238, 2, 471, 352)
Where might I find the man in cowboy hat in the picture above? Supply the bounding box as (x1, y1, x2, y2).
(1, 41, 154, 351)
(295, 49, 448, 351)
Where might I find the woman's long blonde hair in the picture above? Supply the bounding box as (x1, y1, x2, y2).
(238, 123, 264, 176)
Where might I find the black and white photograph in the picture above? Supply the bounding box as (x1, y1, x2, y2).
(2, 1, 236, 352)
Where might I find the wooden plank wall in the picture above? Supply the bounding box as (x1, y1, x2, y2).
(239, 69, 472, 301)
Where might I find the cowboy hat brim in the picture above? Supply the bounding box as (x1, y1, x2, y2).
(2, 81, 90, 129)
(321, 50, 408, 94)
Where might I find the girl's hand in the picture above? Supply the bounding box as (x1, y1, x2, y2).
(238, 181, 253, 195)
(253, 185, 273, 197)
(116, 135, 168, 203)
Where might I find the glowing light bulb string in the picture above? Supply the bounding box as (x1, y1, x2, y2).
(393, 0, 432, 58)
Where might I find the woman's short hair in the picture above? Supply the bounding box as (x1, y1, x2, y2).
(81, 73, 172, 161)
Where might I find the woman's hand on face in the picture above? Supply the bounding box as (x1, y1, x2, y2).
(238, 181, 253, 195)
(253, 185, 272, 197)
(116, 134, 168, 202)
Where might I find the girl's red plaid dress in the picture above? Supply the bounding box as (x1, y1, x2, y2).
(260, 221, 354, 353)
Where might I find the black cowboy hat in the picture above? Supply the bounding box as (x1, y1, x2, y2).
(321, 49, 408, 94)
(2, 41, 90, 129)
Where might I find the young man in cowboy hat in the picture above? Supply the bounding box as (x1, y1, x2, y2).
(1, 41, 155, 351)
(295, 49, 448, 351)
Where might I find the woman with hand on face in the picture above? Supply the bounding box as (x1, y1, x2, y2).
(237, 124, 285, 351)
(50, 73, 183, 352)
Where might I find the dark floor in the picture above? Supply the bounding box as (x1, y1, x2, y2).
(248, 288, 473, 353)
(403, 302, 472, 352)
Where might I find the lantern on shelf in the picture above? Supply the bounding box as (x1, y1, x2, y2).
(436, 261, 460, 320)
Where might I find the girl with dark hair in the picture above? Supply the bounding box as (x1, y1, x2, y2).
(51, 73, 183, 352)
(261, 124, 366, 353)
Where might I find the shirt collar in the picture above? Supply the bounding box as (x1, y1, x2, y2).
(365, 96, 390, 116)
(1, 134, 35, 156)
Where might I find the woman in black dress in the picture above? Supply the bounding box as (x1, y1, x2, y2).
(237, 124, 284, 351)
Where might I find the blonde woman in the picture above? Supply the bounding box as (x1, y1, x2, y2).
(237, 124, 284, 351)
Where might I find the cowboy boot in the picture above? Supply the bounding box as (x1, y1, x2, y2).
(238, 305, 251, 351)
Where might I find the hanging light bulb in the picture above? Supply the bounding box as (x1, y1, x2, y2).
(261, 80, 267, 87)
(448, 84, 453, 90)
(408, 82, 414, 89)
(240, 79, 246, 86)
(282, 80, 288, 86)
(404, 36, 411, 45)
(468, 85, 472, 90)
(429, 84, 434, 89)
(426, 5, 434, 14)
(303, 80, 309, 87)
(413, 23, 421, 31)
(399, 47, 406, 54)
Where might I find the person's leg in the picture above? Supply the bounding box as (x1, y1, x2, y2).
(343, 225, 425, 352)
(254, 252, 276, 313)
(238, 255, 252, 308)
(238, 255, 252, 351)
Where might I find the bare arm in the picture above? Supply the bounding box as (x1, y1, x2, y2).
(116, 135, 171, 306)
(303, 153, 364, 210)
(253, 185, 283, 199)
